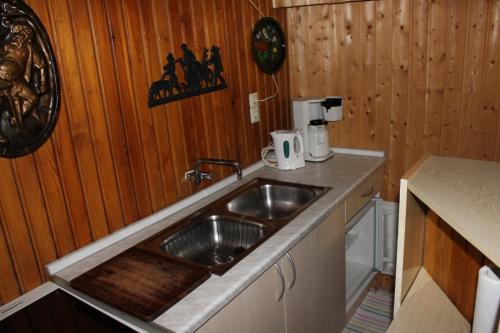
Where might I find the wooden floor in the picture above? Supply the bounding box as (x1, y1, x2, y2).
(372, 274, 395, 292)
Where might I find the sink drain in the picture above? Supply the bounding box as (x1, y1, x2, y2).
(215, 254, 234, 264)
(214, 247, 246, 265)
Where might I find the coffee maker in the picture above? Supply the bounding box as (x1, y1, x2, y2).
(292, 97, 343, 162)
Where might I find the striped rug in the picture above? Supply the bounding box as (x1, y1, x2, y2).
(343, 289, 394, 333)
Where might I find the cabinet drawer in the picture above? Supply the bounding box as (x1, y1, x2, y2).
(345, 168, 383, 222)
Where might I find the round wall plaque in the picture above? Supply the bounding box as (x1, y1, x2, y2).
(0, 0, 60, 158)
(251, 17, 286, 75)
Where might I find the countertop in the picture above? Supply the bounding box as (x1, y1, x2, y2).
(53, 152, 385, 333)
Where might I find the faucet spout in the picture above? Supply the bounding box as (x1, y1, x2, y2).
(187, 158, 242, 184)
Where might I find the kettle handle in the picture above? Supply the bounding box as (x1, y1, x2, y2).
(295, 130, 304, 155)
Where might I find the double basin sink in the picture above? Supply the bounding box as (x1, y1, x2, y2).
(137, 178, 330, 275)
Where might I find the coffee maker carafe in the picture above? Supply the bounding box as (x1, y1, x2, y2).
(292, 97, 342, 162)
(308, 119, 330, 158)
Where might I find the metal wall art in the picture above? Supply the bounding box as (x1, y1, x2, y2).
(0, 0, 60, 158)
(148, 43, 227, 108)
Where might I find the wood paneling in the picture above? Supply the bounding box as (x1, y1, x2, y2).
(423, 210, 488, 322)
(287, 0, 500, 201)
(273, 0, 362, 8)
(0, 0, 290, 304)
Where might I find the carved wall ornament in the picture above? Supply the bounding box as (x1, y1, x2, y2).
(0, 0, 60, 158)
(251, 17, 286, 75)
(148, 43, 227, 108)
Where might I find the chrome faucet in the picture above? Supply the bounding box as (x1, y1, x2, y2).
(185, 158, 242, 184)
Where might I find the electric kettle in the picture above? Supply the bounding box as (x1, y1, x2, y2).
(269, 130, 305, 170)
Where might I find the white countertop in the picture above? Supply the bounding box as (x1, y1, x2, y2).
(52, 152, 385, 333)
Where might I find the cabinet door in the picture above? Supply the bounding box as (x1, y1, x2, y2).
(283, 205, 346, 333)
(197, 263, 286, 333)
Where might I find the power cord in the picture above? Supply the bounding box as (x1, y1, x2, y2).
(254, 74, 279, 102)
(248, 0, 265, 17)
(261, 142, 279, 168)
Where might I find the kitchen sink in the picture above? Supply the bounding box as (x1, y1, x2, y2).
(226, 178, 328, 220)
(137, 213, 272, 275)
(137, 178, 330, 275)
(161, 215, 270, 267)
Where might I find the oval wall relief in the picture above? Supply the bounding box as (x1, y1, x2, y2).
(0, 0, 60, 158)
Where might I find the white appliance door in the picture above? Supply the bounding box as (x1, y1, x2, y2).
(345, 200, 378, 312)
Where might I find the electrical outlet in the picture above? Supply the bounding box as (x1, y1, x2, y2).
(249, 92, 260, 124)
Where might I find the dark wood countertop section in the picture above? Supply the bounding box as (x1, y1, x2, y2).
(70, 247, 210, 321)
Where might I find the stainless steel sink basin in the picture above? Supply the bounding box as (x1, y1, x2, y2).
(138, 214, 271, 275)
(226, 179, 327, 220)
(137, 178, 329, 275)
(161, 215, 269, 267)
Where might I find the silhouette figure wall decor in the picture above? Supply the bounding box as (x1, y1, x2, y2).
(0, 0, 60, 158)
(148, 44, 227, 108)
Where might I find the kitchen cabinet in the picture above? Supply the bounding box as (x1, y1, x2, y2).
(345, 168, 383, 222)
(197, 262, 286, 333)
(283, 204, 345, 333)
(197, 204, 345, 333)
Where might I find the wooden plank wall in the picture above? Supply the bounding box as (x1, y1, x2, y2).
(423, 210, 489, 322)
(286, 0, 500, 201)
(0, 0, 290, 304)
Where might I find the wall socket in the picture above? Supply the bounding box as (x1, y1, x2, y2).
(249, 92, 260, 124)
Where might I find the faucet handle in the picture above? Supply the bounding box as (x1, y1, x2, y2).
(200, 171, 212, 182)
(184, 169, 213, 184)
(184, 170, 196, 182)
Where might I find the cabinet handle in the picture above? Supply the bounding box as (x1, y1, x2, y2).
(274, 263, 285, 301)
(361, 186, 374, 198)
(285, 253, 296, 290)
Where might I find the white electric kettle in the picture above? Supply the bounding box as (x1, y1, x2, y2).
(268, 130, 305, 170)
